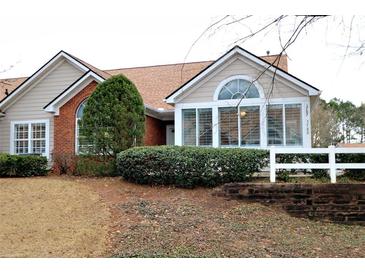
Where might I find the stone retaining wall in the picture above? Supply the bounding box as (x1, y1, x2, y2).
(216, 183, 365, 225)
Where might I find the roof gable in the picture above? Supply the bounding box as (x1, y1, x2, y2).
(165, 46, 320, 104)
(0, 51, 92, 110)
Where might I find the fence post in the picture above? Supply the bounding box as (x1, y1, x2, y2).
(270, 146, 276, 183)
(328, 145, 336, 183)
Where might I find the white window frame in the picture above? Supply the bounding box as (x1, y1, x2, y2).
(75, 99, 90, 155)
(182, 108, 213, 146)
(10, 119, 50, 158)
(175, 97, 310, 148)
(213, 75, 265, 101)
(267, 103, 304, 147)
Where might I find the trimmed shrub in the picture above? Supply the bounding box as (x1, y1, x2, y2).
(75, 155, 117, 177)
(0, 153, 48, 177)
(81, 75, 145, 157)
(117, 146, 268, 188)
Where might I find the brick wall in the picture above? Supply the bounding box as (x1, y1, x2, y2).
(217, 183, 365, 225)
(54, 81, 98, 156)
(53, 80, 168, 158)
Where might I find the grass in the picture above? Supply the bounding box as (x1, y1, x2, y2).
(0, 177, 110, 257)
(85, 177, 365, 258)
(0, 176, 364, 258)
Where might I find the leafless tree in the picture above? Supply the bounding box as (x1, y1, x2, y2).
(182, 15, 365, 143)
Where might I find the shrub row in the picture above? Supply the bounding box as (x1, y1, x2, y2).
(0, 153, 48, 177)
(117, 146, 269, 188)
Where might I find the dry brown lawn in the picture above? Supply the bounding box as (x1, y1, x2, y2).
(0, 177, 110, 257)
(0, 176, 364, 258)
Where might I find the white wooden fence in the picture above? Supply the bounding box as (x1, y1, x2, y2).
(270, 145, 365, 183)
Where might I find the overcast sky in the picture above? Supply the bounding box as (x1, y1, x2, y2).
(1, 1, 364, 106)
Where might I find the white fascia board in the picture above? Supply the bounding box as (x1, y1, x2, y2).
(44, 71, 104, 114)
(166, 47, 320, 103)
(0, 51, 89, 110)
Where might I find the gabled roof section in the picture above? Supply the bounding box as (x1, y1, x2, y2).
(43, 70, 104, 114)
(0, 50, 92, 110)
(165, 45, 320, 103)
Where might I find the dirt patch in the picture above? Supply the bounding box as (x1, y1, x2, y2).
(84, 178, 365, 258)
(0, 177, 110, 257)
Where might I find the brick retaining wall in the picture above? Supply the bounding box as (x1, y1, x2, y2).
(216, 183, 365, 225)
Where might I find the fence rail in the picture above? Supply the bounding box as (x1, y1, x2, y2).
(269, 145, 365, 183)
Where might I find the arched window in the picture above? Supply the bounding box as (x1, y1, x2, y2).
(75, 100, 92, 154)
(218, 78, 260, 100)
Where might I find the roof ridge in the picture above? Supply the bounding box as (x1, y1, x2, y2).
(104, 60, 214, 72)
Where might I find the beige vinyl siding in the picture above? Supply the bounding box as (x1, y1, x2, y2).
(0, 60, 83, 155)
(179, 57, 308, 103)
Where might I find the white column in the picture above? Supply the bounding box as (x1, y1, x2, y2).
(174, 106, 182, 146)
(270, 146, 276, 183)
(212, 106, 219, 148)
(328, 145, 336, 183)
(260, 104, 267, 148)
(302, 101, 311, 148)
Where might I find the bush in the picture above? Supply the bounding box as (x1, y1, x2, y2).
(52, 153, 77, 175)
(75, 155, 117, 177)
(117, 146, 268, 188)
(81, 75, 145, 157)
(0, 153, 48, 177)
(337, 153, 365, 181)
(52, 153, 117, 177)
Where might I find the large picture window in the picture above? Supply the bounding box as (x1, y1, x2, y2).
(267, 104, 302, 146)
(240, 106, 260, 146)
(182, 108, 212, 146)
(12, 120, 48, 157)
(219, 106, 261, 147)
(219, 107, 238, 146)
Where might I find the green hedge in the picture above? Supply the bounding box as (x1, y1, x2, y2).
(117, 146, 268, 188)
(0, 153, 48, 177)
(75, 155, 118, 177)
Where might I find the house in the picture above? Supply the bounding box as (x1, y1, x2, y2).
(0, 46, 320, 160)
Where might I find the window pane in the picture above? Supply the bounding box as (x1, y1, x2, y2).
(219, 79, 260, 100)
(267, 104, 283, 145)
(218, 87, 233, 100)
(182, 109, 196, 146)
(285, 104, 302, 146)
(32, 140, 46, 154)
(240, 106, 260, 146)
(198, 109, 212, 146)
(219, 107, 238, 146)
(15, 140, 29, 154)
(15, 124, 28, 139)
(76, 101, 86, 118)
(32, 123, 46, 139)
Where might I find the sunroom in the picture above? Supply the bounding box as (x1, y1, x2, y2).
(165, 46, 319, 148)
(172, 75, 310, 148)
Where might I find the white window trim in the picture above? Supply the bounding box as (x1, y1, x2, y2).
(213, 75, 265, 101)
(10, 119, 50, 158)
(75, 99, 87, 155)
(182, 108, 213, 147)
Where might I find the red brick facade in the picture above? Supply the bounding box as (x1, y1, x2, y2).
(144, 116, 167, 145)
(53, 81, 169, 158)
